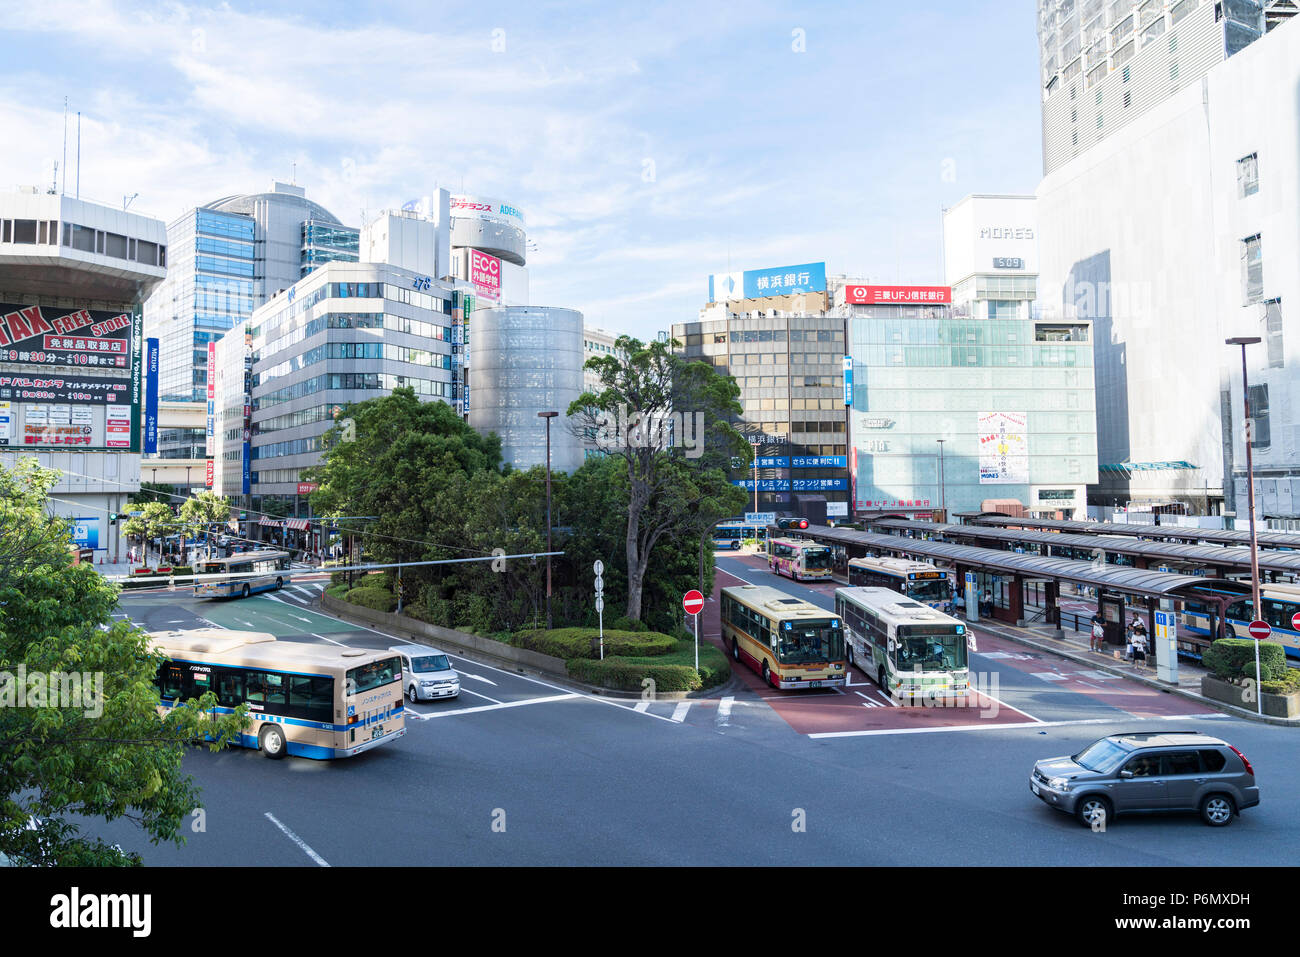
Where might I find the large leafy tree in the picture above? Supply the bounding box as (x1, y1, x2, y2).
(180, 491, 232, 556)
(0, 459, 244, 866)
(304, 387, 504, 594)
(122, 501, 180, 564)
(568, 336, 749, 621)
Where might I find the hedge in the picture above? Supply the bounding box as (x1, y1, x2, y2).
(1261, 669, 1300, 696)
(344, 585, 397, 613)
(566, 658, 703, 693)
(121, 565, 193, 589)
(512, 628, 676, 660)
(1203, 638, 1287, 682)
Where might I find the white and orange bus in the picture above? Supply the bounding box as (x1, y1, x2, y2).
(767, 537, 834, 582)
(150, 629, 406, 760)
(720, 585, 846, 689)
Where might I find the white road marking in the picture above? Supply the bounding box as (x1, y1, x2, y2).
(633, 701, 650, 713)
(457, 672, 498, 686)
(264, 812, 329, 867)
(459, 687, 503, 705)
(167, 620, 186, 624)
(1075, 670, 1122, 681)
(670, 701, 692, 723)
(418, 693, 580, 718)
(716, 696, 734, 726)
(875, 689, 898, 707)
(311, 633, 347, 647)
(1032, 672, 1068, 681)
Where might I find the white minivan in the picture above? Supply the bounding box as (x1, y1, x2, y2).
(390, 643, 461, 702)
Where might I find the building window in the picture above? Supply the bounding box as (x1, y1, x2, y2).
(1123, 90, 1131, 107)
(1241, 234, 1263, 304)
(1095, 89, 1103, 105)
(1248, 383, 1270, 449)
(1170, 61, 1179, 81)
(1072, 131, 1079, 145)
(1070, 84, 1077, 100)
(1096, 113, 1104, 128)
(1237, 152, 1259, 196)
(1265, 299, 1283, 369)
(1071, 108, 1077, 122)
(11, 219, 37, 244)
(1122, 65, 1131, 82)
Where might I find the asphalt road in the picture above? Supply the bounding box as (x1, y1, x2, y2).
(84, 573, 1300, 866)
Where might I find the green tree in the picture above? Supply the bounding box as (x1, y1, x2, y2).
(568, 336, 748, 621)
(0, 459, 245, 866)
(180, 491, 232, 556)
(304, 387, 504, 594)
(122, 501, 180, 565)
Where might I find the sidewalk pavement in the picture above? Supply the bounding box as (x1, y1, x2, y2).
(973, 614, 1300, 727)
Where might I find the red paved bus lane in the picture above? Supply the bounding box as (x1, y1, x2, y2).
(706, 562, 1219, 737)
(705, 567, 1037, 736)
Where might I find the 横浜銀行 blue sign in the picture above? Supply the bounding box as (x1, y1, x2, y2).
(744, 262, 826, 298)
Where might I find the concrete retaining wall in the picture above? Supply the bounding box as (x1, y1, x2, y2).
(321, 593, 568, 679)
(1201, 674, 1300, 719)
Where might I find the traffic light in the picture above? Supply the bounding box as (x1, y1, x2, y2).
(109, 512, 118, 526)
(776, 518, 809, 531)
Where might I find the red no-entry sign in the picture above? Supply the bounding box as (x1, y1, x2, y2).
(683, 590, 705, 616)
(1248, 619, 1271, 640)
(1292, 611, 1300, 632)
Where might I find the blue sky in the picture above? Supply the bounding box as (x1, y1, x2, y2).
(0, 0, 1043, 340)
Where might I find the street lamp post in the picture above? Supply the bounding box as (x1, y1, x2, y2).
(936, 438, 946, 523)
(1226, 336, 1263, 716)
(539, 411, 558, 629)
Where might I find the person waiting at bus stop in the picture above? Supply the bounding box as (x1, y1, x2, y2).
(1090, 612, 1105, 653)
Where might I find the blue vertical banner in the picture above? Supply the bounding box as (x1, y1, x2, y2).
(242, 440, 251, 495)
(843, 356, 853, 406)
(144, 337, 160, 455)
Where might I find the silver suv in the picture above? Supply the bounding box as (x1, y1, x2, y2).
(390, 644, 460, 702)
(1030, 732, 1259, 828)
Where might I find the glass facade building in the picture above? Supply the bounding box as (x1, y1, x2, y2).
(847, 301, 1096, 519)
(470, 306, 584, 474)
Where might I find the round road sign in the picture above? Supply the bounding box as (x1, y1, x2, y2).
(1248, 619, 1271, 640)
(593, 560, 604, 576)
(1292, 611, 1300, 632)
(683, 589, 705, 616)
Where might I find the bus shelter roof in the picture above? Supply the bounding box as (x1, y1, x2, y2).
(970, 514, 1300, 550)
(795, 525, 1252, 602)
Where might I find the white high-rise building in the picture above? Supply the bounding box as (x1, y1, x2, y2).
(1035, 7, 1300, 517)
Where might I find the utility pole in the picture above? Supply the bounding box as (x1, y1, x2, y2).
(539, 411, 558, 629)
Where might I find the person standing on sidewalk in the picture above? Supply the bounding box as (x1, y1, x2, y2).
(1090, 612, 1105, 653)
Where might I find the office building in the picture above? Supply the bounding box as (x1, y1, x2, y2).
(1037, 0, 1295, 175)
(674, 261, 850, 514)
(1035, 11, 1300, 516)
(144, 183, 357, 459)
(0, 188, 167, 559)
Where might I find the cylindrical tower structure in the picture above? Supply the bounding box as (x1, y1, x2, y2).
(469, 306, 583, 473)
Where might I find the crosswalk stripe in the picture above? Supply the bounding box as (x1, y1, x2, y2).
(670, 701, 691, 723)
(716, 696, 734, 726)
(633, 701, 650, 713)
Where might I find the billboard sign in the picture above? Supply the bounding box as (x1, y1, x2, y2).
(844, 285, 952, 305)
(469, 250, 501, 300)
(449, 195, 526, 228)
(206, 459, 214, 489)
(0, 374, 131, 405)
(843, 356, 853, 406)
(0, 303, 132, 369)
(0, 400, 10, 445)
(978, 411, 1029, 484)
(69, 519, 99, 550)
(709, 262, 827, 302)
(144, 338, 159, 455)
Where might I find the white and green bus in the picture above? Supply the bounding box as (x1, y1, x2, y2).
(835, 586, 970, 702)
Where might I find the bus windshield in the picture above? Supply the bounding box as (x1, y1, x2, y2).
(778, 619, 843, 664)
(904, 579, 951, 603)
(347, 657, 400, 693)
(803, 548, 832, 570)
(893, 629, 967, 672)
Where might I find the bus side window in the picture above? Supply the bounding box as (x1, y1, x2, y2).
(1226, 599, 1253, 621)
(1264, 598, 1296, 630)
(245, 672, 267, 704)
(158, 664, 184, 699)
(215, 670, 244, 707)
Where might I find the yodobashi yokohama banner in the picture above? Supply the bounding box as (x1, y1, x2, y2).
(469, 249, 501, 300)
(978, 411, 1029, 484)
(844, 285, 952, 305)
(144, 338, 160, 455)
(0, 303, 133, 368)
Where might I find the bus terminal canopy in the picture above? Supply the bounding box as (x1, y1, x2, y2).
(795, 525, 1253, 603)
(971, 514, 1300, 550)
(863, 518, 1300, 577)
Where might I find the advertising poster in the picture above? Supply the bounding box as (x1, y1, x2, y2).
(0, 302, 132, 369)
(0, 400, 10, 445)
(106, 405, 132, 448)
(469, 250, 501, 300)
(978, 411, 1029, 484)
(0, 374, 131, 404)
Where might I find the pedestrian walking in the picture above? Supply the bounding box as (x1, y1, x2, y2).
(1090, 612, 1105, 653)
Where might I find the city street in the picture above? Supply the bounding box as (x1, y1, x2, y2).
(83, 576, 1300, 866)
